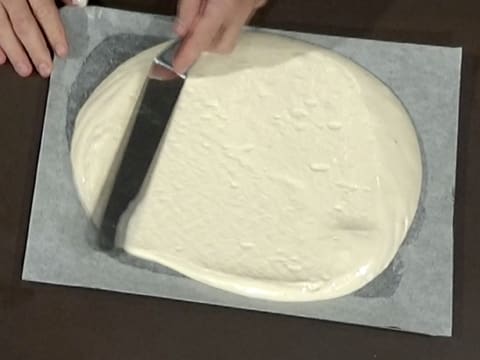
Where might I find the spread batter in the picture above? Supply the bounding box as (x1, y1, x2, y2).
(71, 32, 422, 301)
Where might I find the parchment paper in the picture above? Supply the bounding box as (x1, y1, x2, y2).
(22, 6, 461, 336)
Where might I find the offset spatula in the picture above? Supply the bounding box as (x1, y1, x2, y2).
(99, 41, 186, 250)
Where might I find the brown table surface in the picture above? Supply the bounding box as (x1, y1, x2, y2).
(1, 0, 479, 358)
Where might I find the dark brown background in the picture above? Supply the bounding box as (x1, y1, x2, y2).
(1, 0, 478, 358)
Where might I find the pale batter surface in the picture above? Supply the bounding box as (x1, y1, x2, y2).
(71, 33, 422, 301)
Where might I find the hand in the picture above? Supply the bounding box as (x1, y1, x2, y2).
(173, 0, 267, 73)
(0, 0, 87, 78)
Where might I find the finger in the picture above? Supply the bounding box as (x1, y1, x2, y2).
(0, 5, 32, 77)
(212, 23, 242, 54)
(175, 0, 203, 36)
(30, 0, 69, 57)
(213, 6, 252, 54)
(4, 0, 52, 77)
(174, 2, 226, 73)
(0, 48, 6, 65)
(210, 25, 226, 49)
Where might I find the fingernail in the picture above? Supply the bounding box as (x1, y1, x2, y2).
(16, 62, 31, 77)
(56, 44, 68, 58)
(38, 63, 51, 78)
(72, 0, 88, 7)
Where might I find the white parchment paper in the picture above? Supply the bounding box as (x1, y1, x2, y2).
(22, 6, 461, 336)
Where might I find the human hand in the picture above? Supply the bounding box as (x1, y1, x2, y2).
(0, 0, 87, 78)
(173, 0, 267, 73)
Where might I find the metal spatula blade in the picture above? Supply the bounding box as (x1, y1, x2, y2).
(98, 40, 185, 250)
